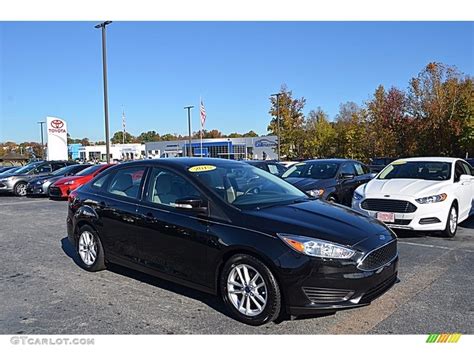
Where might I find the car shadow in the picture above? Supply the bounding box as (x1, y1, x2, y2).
(60, 237, 334, 325)
(394, 215, 474, 239)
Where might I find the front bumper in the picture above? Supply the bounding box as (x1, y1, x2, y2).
(352, 198, 449, 232)
(49, 185, 68, 198)
(26, 182, 51, 196)
(0, 179, 15, 193)
(278, 249, 399, 315)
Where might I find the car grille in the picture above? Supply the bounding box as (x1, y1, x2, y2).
(360, 274, 398, 303)
(302, 287, 354, 303)
(49, 186, 62, 197)
(361, 199, 417, 213)
(358, 240, 398, 271)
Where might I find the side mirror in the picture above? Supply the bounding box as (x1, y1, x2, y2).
(173, 197, 208, 213)
(340, 173, 355, 180)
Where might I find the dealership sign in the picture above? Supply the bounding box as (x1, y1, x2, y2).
(255, 138, 277, 148)
(46, 116, 68, 161)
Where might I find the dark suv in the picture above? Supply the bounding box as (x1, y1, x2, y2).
(282, 159, 374, 206)
(0, 160, 75, 196)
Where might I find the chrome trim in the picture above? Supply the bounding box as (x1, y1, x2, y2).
(357, 239, 398, 272)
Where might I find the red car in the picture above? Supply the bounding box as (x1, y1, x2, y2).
(49, 164, 114, 199)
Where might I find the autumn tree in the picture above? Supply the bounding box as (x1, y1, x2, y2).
(408, 62, 473, 157)
(268, 85, 306, 159)
(302, 108, 336, 158)
(111, 131, 136, 144)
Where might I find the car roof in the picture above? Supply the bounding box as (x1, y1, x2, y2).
(392, 157, 460, 163)
(302, 158, 360, 164)
(117, 158, 248, 170)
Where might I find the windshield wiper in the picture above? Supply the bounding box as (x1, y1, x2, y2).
(255, 197, 311, 210)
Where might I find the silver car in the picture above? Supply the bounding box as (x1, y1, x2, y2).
(0, 161, 73, 196)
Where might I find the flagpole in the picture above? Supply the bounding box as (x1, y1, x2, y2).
(200, 96, 203, 157)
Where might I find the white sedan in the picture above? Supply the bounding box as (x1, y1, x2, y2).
(352, 157, 474, 237)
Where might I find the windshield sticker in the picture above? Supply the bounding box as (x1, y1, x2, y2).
(188, 165, 217, 173)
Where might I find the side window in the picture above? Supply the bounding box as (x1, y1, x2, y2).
(454, 162, 464, 182)
(92, 173, 110, 189)
(36, 164, 52, 173)
(461, 162, 472, 176)
(354, 163, 365, 176)
(146, 167, 202, 207)
(340, 163, 356, 176)
(267, 164, 279, 175)
(276, 164, 287, 175)
(107, 167, 146, 199)
(51, 162, 66, 171)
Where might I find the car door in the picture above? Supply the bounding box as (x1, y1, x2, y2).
(337, 163, 358, 205)
(453, 161, 473, 219)
(92, 165, 147, 264)
(135, 166, 212, 287)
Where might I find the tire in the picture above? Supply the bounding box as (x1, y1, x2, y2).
(441, 204, 458, 238)
(220, 254, 281, 326)
(76, 225, 106, 272)
(14, 182, 27, 196)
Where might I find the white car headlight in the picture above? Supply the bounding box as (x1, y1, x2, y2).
(307, 189, 324, 197)
(278, 233, 355, 259)
(415, 193, 447, 204)
(353, 191, 363, 200)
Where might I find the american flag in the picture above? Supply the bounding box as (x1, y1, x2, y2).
(200, 99, 206, 128)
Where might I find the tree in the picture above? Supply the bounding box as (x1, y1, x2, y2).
(242, 130, 259, 137)
(203, 129, 223, 139)
(137, 130, 161, 142)
(302, 108, 336, 158)
(268, 85, 306, 159)
(111, 131, 136, 144)
(408, 62, 473, 157)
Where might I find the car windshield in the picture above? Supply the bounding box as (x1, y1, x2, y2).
(191, 163, 307, 209)
(282, 162, 339, 179)
(14, 162, 41, 174)
(75, 165, 103, 176)
(51, 165, 76, 176)
(378, 161, 451, 181)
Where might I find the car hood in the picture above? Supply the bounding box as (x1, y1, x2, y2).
(243, 200, 393, 249)
(364, 178, 450, 197)
(0, 172, 27, 179)
(54, 175, 87, 185)
(284, 177, 334, 191)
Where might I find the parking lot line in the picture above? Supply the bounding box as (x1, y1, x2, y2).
(398, 240, 473, 252)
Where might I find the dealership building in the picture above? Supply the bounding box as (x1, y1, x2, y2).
(71, 143, 146, 162)
(144, 136, 278, 160)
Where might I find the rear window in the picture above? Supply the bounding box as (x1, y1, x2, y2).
(76, 165, 104, 176)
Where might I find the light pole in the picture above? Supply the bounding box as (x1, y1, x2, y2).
(184, 106, 194, 157)
(37, 121, 45, 159)
(271, 93, 282, 161)
(95, 21, 113, 163)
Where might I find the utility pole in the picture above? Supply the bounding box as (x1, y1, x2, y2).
(95, 21, 113, 163)
(37, 121, 45, 159)
(271, 93, 282, 161)
(184, 106, 194, 157)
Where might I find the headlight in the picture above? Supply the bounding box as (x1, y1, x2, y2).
(64, 180, 75, 185)
(278, 233, 355, 259)
(307, 189, 324, 197)
(415, 193, 447, 204)
(353, 191, 363, 200)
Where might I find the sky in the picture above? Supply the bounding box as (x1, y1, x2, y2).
(0, 21, 473, 143)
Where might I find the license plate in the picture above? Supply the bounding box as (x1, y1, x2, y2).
(376, 212, 395, 223)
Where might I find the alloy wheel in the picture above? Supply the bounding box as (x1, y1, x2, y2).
(78, 231, 97, 266)
(16, 183, 27, 196)
(449, 207, 457, 234)
(227, 264, 267, 317)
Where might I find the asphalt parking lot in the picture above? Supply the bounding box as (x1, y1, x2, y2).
(0, 196, 472, 334)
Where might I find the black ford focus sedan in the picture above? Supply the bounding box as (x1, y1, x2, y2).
(67, 158, 398, 325)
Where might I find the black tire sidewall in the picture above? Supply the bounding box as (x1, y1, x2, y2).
(220, 254, 281, 326)
(76, 225, 106, 272)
